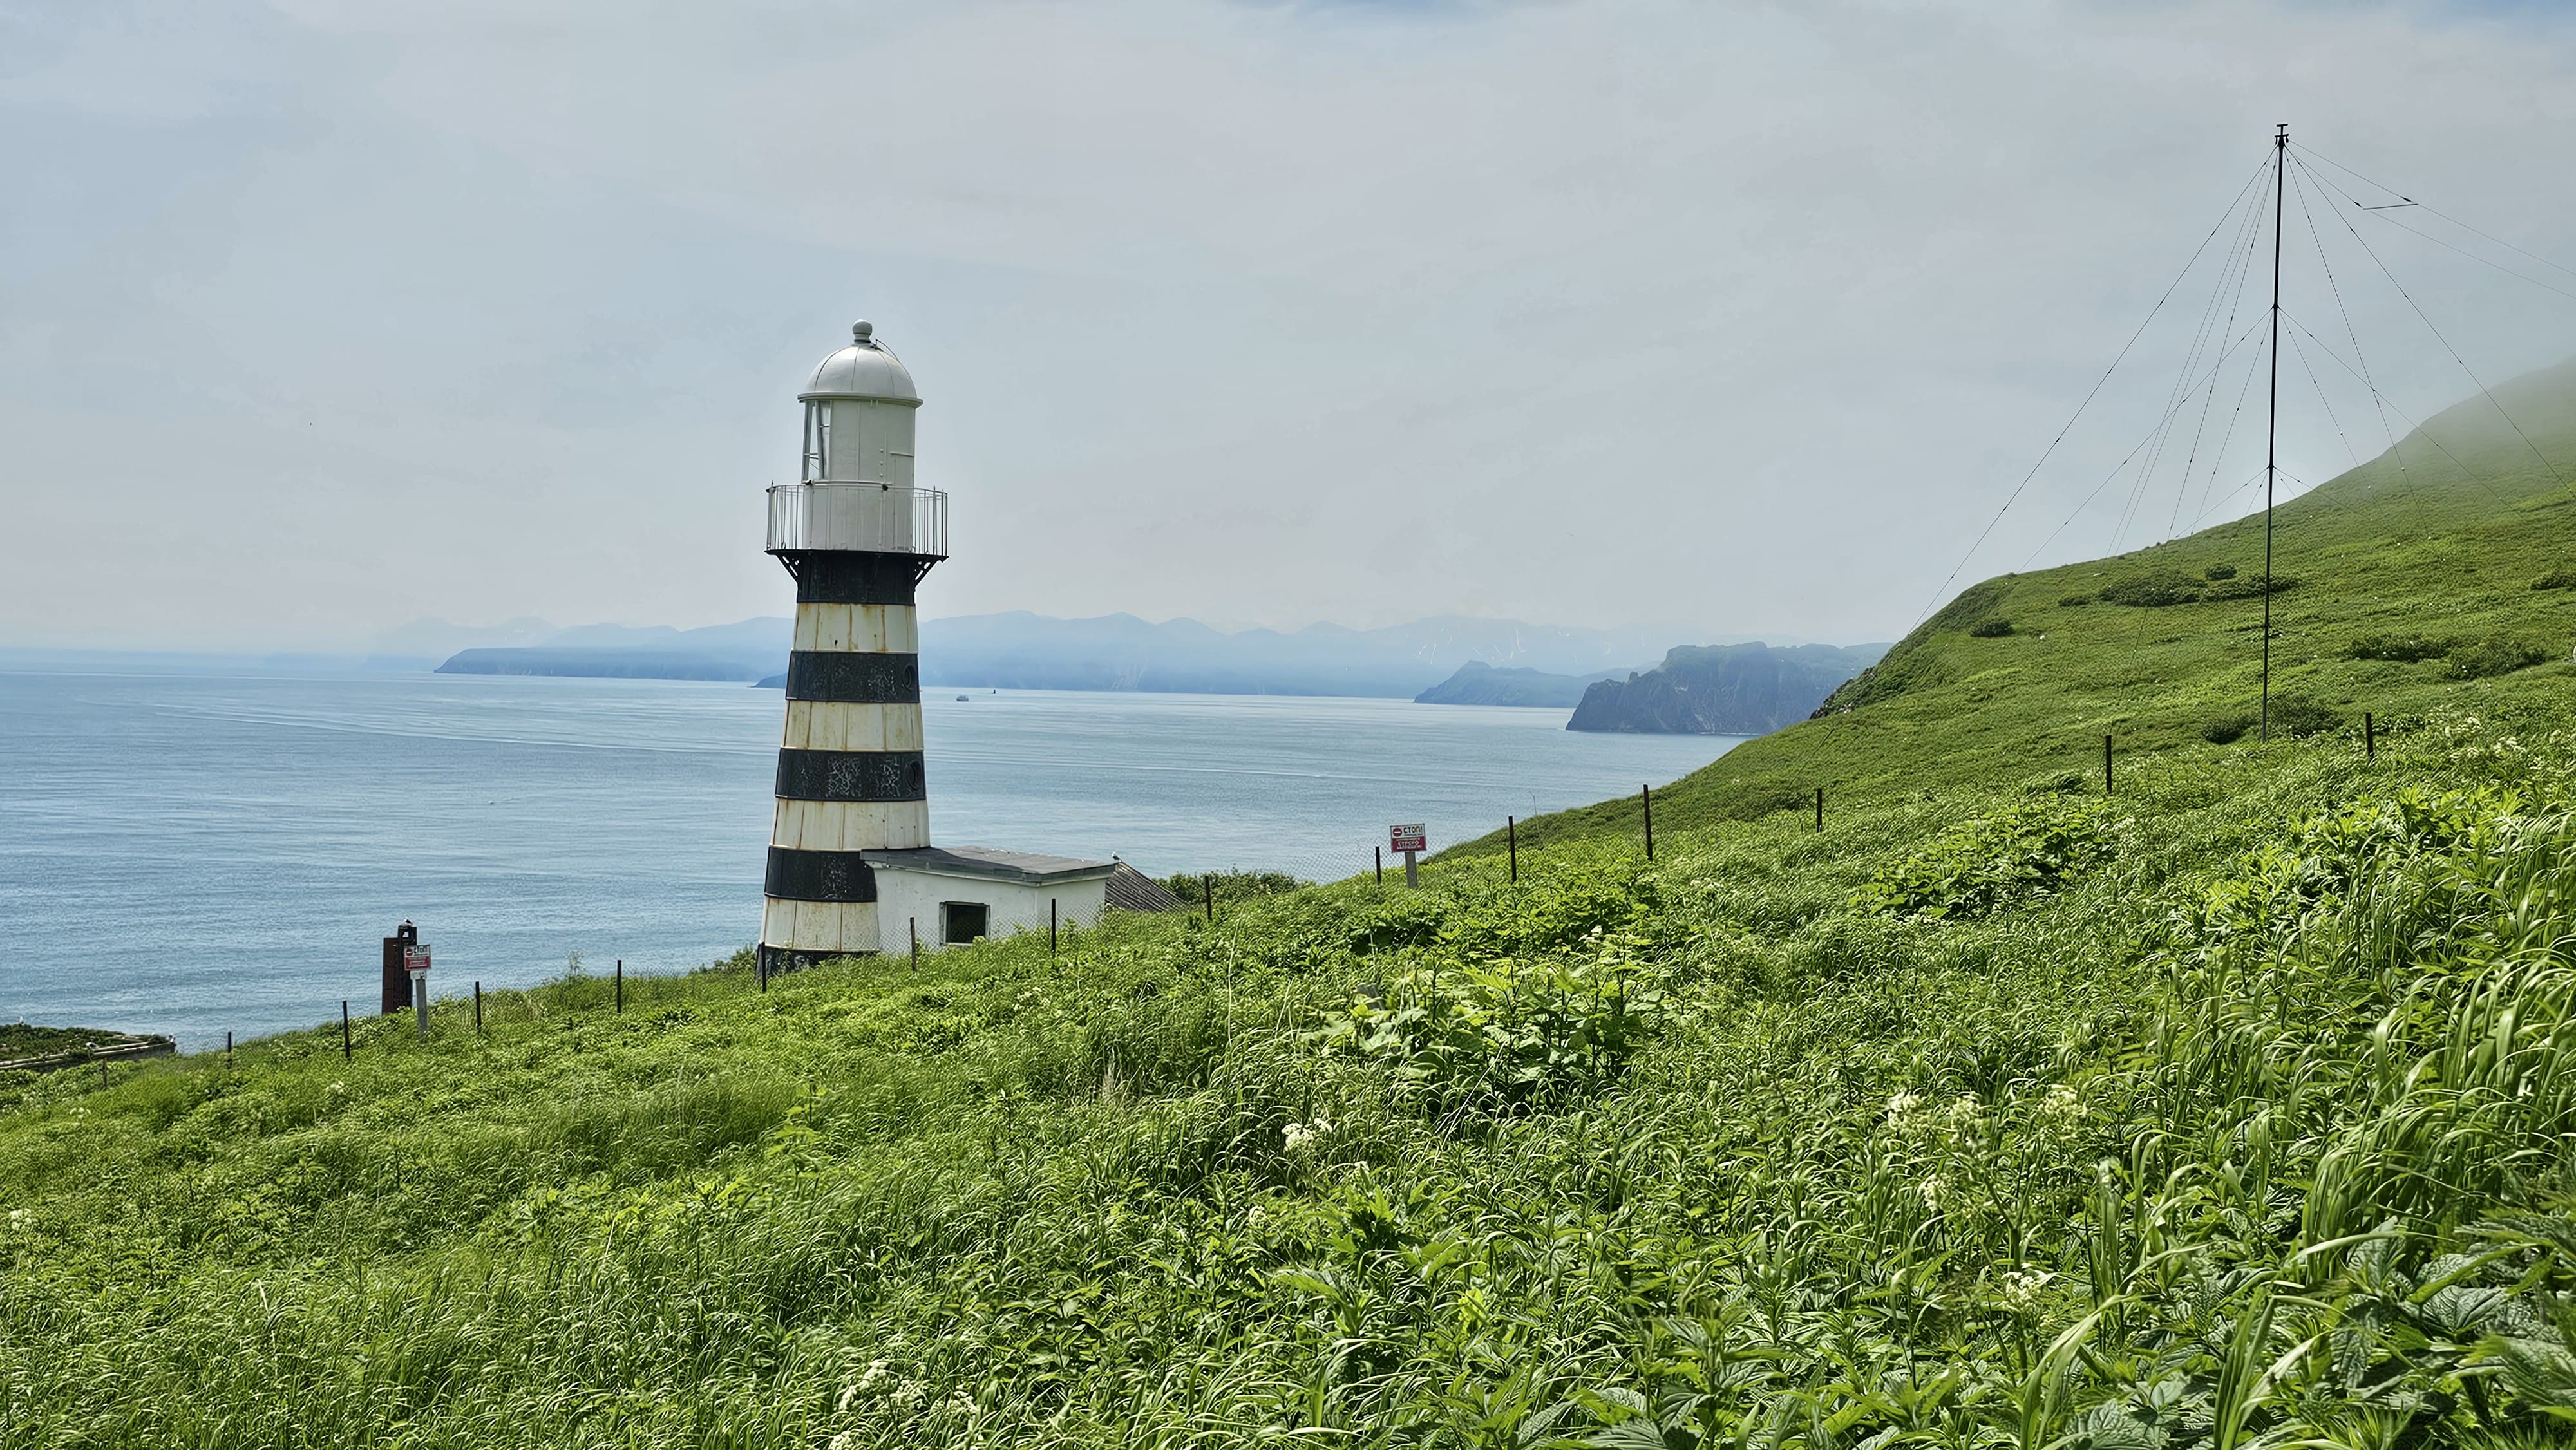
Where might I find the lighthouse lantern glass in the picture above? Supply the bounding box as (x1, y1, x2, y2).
(802, 402, 832, 481)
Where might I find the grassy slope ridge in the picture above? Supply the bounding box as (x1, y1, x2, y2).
(8, 372, 2576, 1446)
(1468, 358, 2576, 856)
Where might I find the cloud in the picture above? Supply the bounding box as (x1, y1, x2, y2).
(3, 0, 2573, 648)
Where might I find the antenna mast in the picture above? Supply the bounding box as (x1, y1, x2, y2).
(2261, 124, 2285, 742)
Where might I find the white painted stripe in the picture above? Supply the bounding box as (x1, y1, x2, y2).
(791, 603, 918, 654)
(762, 897, 882, 954)
(769, 798, 931, 852)
(781, 701, 925, 753)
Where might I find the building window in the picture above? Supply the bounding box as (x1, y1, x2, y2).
(803, 402, 833, 480)
(941, 901, 989, 945)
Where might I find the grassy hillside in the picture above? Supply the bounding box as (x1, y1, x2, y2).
(10, 728, 2576, 1445)
(1475, 358, 2576, 855)
(10, 371, 2576, 1447)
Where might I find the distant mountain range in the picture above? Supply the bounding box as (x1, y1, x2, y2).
(432, 613, 1748, 699)
(1566, 642, 1890, 734)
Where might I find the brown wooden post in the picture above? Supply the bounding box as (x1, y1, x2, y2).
(1508, 816, 1518, 883)
(1374, 846, 1382, 884)
(1815, 786, 1824, 833)
(2104, 735, 2114, 795)
(909, 916, 919, 970)
(1641, 784, 1654, 862)
(341, 1001, 352, 1060)
(614, 958, 623, 1014)
(225, 1031, 233, 1069)
(474, 981, 483, 1033)
(1204, 874, 1216, 923)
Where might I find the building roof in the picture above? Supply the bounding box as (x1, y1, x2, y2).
(801, 321, 920, 405)
(861, 845, 1115, 887)
(1103, 862, 1189, 914)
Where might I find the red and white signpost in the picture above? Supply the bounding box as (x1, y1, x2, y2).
(1389, 824, 1427, 889)
(403, 944, 432, 1039)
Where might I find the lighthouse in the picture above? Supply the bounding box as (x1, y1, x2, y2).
(759, 322, 1115, 975)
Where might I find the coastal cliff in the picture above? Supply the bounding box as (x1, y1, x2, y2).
(1566, 641, 1887, 735)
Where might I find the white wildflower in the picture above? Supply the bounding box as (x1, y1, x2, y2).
(1282, 1118, 1333, 1152)
(2038, 1084, 2084, 1122)
(1886, 1089, 1922, 1125)
(2001, 1268, 2055, 1312)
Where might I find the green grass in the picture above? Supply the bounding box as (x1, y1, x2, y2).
(10, 368, 2576, 1445)
(0, 1027, 131, 1062)
(7, 724, 2576, 1445)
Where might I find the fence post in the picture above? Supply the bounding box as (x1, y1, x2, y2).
(2104, 735, 2114, 795)
(225, 1031, 233, 1069)
(2365, 711, 2375, 761)
(474, 981, 482, 1033)
(614, 958, 623, 1015)
(1508, 816, 1518, 883)
(1204, 874, 1216, 923)
(341, 1000, 352, 1061)
(1641, 784, 1654, 862)
(910, 916, 919, 970)
(1374, 846, 1382, 885)
(1815, 786, 1824, 833)
(1050, 898, 1059, 955)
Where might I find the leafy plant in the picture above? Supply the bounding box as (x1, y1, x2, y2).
(2448, 636, 2551, 679)
(1161, 867, 1309, 907)
(2349, 632, 2458, 663)
(1853, 796, 2114, 919)
(2269, 693, 2343, 737)
(2203, 711, 2257, 744)
(1311, 930, 1660, 1118)
(1969, 619, 2016, 638)
(2098, 570, 2204, 607)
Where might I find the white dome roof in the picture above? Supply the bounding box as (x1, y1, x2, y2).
(800, 321, 919, 404)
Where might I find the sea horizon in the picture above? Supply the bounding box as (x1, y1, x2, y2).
(0, 666, 1740, 1050)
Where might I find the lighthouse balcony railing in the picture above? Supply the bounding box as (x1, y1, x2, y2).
(766, 483, 949, 558)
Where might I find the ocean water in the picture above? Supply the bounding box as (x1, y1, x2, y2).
(0, 668, 1740, 1049)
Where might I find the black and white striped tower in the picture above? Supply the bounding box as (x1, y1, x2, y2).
(758, 321, 947, 977)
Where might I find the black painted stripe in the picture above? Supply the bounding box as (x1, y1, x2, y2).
(764, 847, 879, 903)
(781, 551, 926, 606)
(783, 651, 920, 704)
(758, 943, 873, 974)
(775, 748, 927, 802)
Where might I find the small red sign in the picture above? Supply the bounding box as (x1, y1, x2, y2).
(403, 945, 432, 975)
(1389, 824, 1427, 854)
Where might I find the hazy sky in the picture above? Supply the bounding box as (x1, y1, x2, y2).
(6, 0, 2574, 650)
